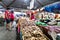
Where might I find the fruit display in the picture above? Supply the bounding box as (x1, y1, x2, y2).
(18, 17, 50, 40)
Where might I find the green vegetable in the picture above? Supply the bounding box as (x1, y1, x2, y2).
(35, 22, 48, 26)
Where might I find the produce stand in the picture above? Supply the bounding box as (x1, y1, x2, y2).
(39, 26, 53, 40)
(16, 17, 50, 40)
(35, 21, 52, 40)
(38, 25, 60, 40)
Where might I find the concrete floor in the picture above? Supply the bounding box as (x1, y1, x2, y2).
(0, 26, 16, 40)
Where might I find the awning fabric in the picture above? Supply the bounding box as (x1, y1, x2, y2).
(44, 2, 60, 13)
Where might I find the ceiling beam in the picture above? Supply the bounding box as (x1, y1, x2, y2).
(0, 0, 7, 8)
(36, 0, 44, 7)
(7, 0, 16, 7)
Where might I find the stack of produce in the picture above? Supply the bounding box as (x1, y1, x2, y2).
(21, 26, 49, 40)
(19, 17, 49, 40)
(19, 17, 36, 27)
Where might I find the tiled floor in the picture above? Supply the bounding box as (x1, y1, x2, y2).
(0, 26, 16, 40)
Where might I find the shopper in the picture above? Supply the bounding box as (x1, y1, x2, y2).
(5, 9, 10, 30)
(10, 11, 14, 30)
(30, 13, 35, 20)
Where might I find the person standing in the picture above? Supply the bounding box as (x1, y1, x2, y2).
(30, 13, 35, 20)
(5, 9, 10, 30)
(10, 11, 14, 30)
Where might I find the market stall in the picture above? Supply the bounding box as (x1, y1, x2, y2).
(16, 17, 50, 40)
(44, 2, 60, 22)
(35, 3, 60, 39)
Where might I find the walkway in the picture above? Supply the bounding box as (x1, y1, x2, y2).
(0, 26, 16, 40)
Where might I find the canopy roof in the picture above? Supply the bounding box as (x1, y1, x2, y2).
(1, 0, 60, 9)
(43, 2, 60, 13)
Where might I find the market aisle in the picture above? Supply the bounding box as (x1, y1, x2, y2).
(0, 27, 16, 40)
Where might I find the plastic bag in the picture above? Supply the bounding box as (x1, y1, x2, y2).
(12, 21, 16, 28)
